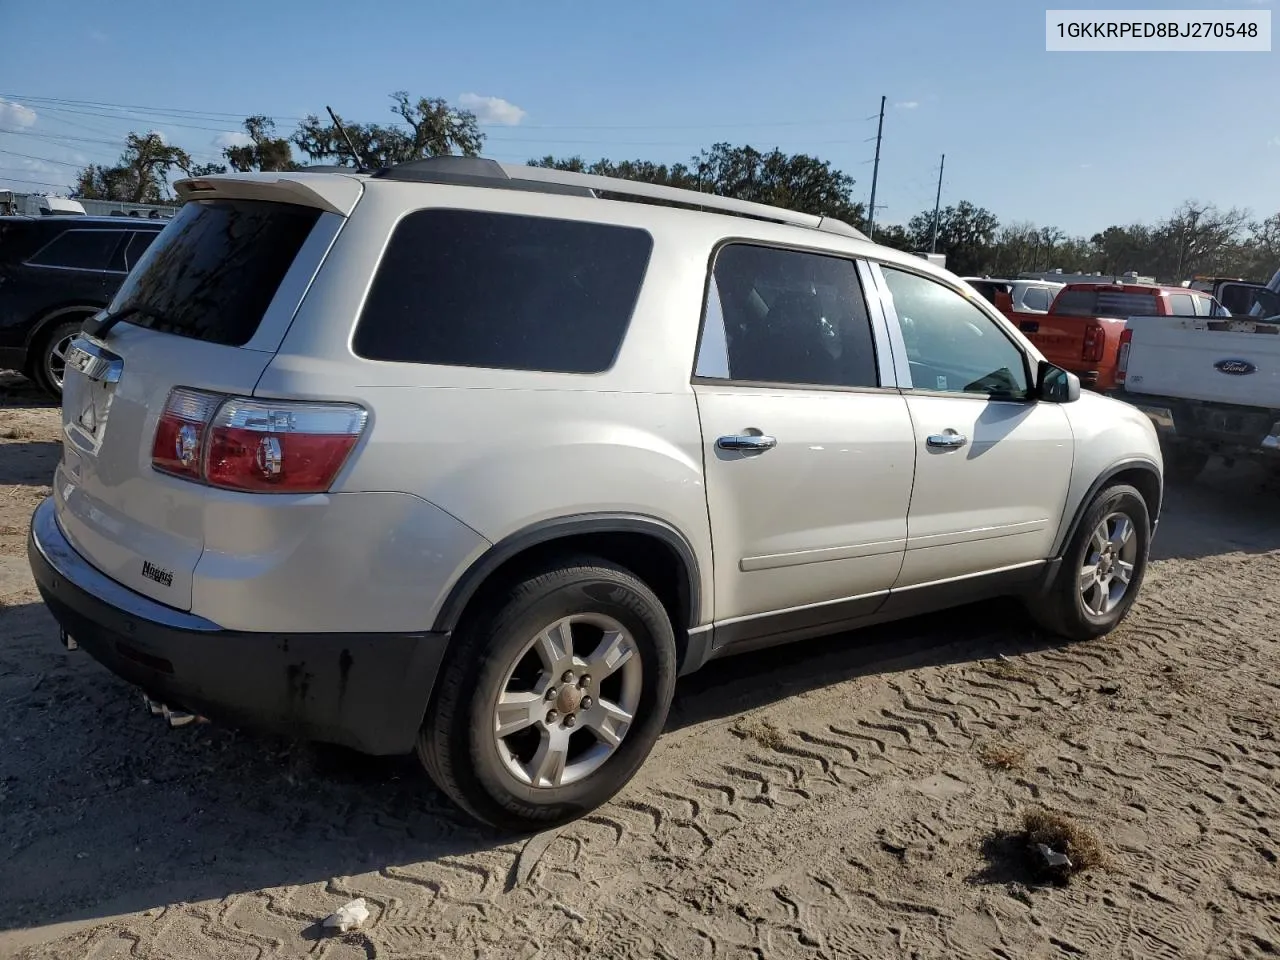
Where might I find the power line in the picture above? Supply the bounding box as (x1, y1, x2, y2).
(3, 93, 882, 133)
(0, 148, 82, 168)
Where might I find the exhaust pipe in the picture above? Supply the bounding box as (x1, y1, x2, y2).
(141, 693, 207, 728)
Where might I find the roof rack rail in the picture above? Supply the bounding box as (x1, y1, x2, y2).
(502, 162, 867, 239)
(372, 156, 595, 198)
(371, 155, 868, 240)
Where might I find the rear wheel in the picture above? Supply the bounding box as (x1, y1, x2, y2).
(31, 317, 89, 398)
(1027, 483, 1151, 642)
(418, 556, 677, 831)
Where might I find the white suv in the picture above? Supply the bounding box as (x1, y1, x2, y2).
(27, 158, 1163, 830)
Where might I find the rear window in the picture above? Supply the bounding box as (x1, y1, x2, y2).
(352, 209, 653, 373)
(1050, 288, 1161, 318)
(107, 199, 321, 346)
(28, 229, 126, 271)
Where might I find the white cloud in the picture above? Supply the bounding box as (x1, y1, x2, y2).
(0, 98, 38, 130)
(214, 131, 252, 150)
(1080, 162, 1093, 169)
(894, 100, 919, 110)
(457, 93, 527, 126)
(1268, 135, 1280, 148)
(88, 28, 110, 42)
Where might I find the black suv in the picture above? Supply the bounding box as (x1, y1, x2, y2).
(0, 216, 166, 397)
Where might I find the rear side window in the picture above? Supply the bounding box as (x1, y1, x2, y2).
(696, 243, 879, 388)
(353, 210, 653, 374)
(1051, 288, 1160, 318)
(108, 199, 321, 346)
(27, 229, 125, 271)
(1169, 293, 1197, 316)
(1021, 286, 1051, 311)
(123, 231, 160, 271)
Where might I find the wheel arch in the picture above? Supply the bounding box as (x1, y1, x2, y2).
(23, 302, 103, 351)
(432, 513, 705, 662)
(1054, 458, 1163, 558)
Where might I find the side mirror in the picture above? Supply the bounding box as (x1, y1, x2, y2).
(1037, 360, 1080, 403)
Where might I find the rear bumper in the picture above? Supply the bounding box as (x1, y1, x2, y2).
(27, 496, 448, 754)
(1111, 390, 1280, 459)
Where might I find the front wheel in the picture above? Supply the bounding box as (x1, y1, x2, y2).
(1027, 483, 1151, 642)
(418, 557, 677, 831)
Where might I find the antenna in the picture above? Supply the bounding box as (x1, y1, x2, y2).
(326, 105, 373, 172)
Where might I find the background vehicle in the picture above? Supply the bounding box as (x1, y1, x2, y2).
(962, 276, 1014, 314)
(1114, 309, 1280, 480)
(1009, 278, 1064, 314)
(1016, 282, 1221, 392)
(1188, 274, 1280, 318)
(28, 160, 1163, 831)
(0, 215, 164, 396)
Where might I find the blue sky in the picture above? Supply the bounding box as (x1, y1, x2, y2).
(1, 0, 1276, 236)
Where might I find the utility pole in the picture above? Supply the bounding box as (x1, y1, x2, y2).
(867, 95, 885, 240)
(930, 153, 946, 254)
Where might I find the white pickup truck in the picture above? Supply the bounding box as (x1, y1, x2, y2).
(1112, 278, 1280, 480)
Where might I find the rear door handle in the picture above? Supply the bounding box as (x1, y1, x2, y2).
(717, 434, 777, 452)
(926, 432, 968, 449)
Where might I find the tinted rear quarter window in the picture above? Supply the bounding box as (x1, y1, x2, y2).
(1021, 286, 1051, 311)
(109, 199, 321, 346)
(353, 210, 653, 373)
(28, 229, 126, 270)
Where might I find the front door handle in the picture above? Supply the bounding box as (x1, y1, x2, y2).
(717, 434, 777, 452)
(926, 432, 968, 449)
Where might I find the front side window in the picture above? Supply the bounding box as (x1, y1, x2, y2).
(696, 243, 879, 389)
(881, 266, 1030, 399)
(353, 210, 653, 374)
(27, 229, 126, 271)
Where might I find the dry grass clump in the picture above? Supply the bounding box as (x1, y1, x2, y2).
(1023, 807, 1107, 874)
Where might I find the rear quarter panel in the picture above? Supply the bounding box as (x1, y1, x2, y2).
(258, 183, 720, 628)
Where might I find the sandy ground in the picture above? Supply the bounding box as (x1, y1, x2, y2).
(2, 371, 1279, 959)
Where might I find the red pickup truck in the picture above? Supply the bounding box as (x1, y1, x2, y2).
(1013, 283, 1222, 392)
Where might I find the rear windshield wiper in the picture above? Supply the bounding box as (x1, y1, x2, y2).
(83, 304, 170, 341)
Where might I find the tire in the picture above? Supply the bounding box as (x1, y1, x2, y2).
(31, 317, 89, 399)
(1164, 446, 1209, 484)
(1027, 483, 1151, 642)
(418, 556, 678, 831)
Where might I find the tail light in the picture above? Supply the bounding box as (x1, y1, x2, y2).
(151, 388, 367, 493)
(1082, 324, 1106, 363)
(1116, 328, 1134, 382)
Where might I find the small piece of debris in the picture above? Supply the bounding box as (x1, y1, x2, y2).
(1006, 881, 1035, 906)
(1098, 683, 1121, 696)
(322, 898, 370, 934)
(1035, 842, 1073, 873)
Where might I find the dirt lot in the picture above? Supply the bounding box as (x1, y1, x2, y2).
(1, 372, 1278, 960)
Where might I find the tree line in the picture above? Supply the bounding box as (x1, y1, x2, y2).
(70, 91, 1280, 284)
